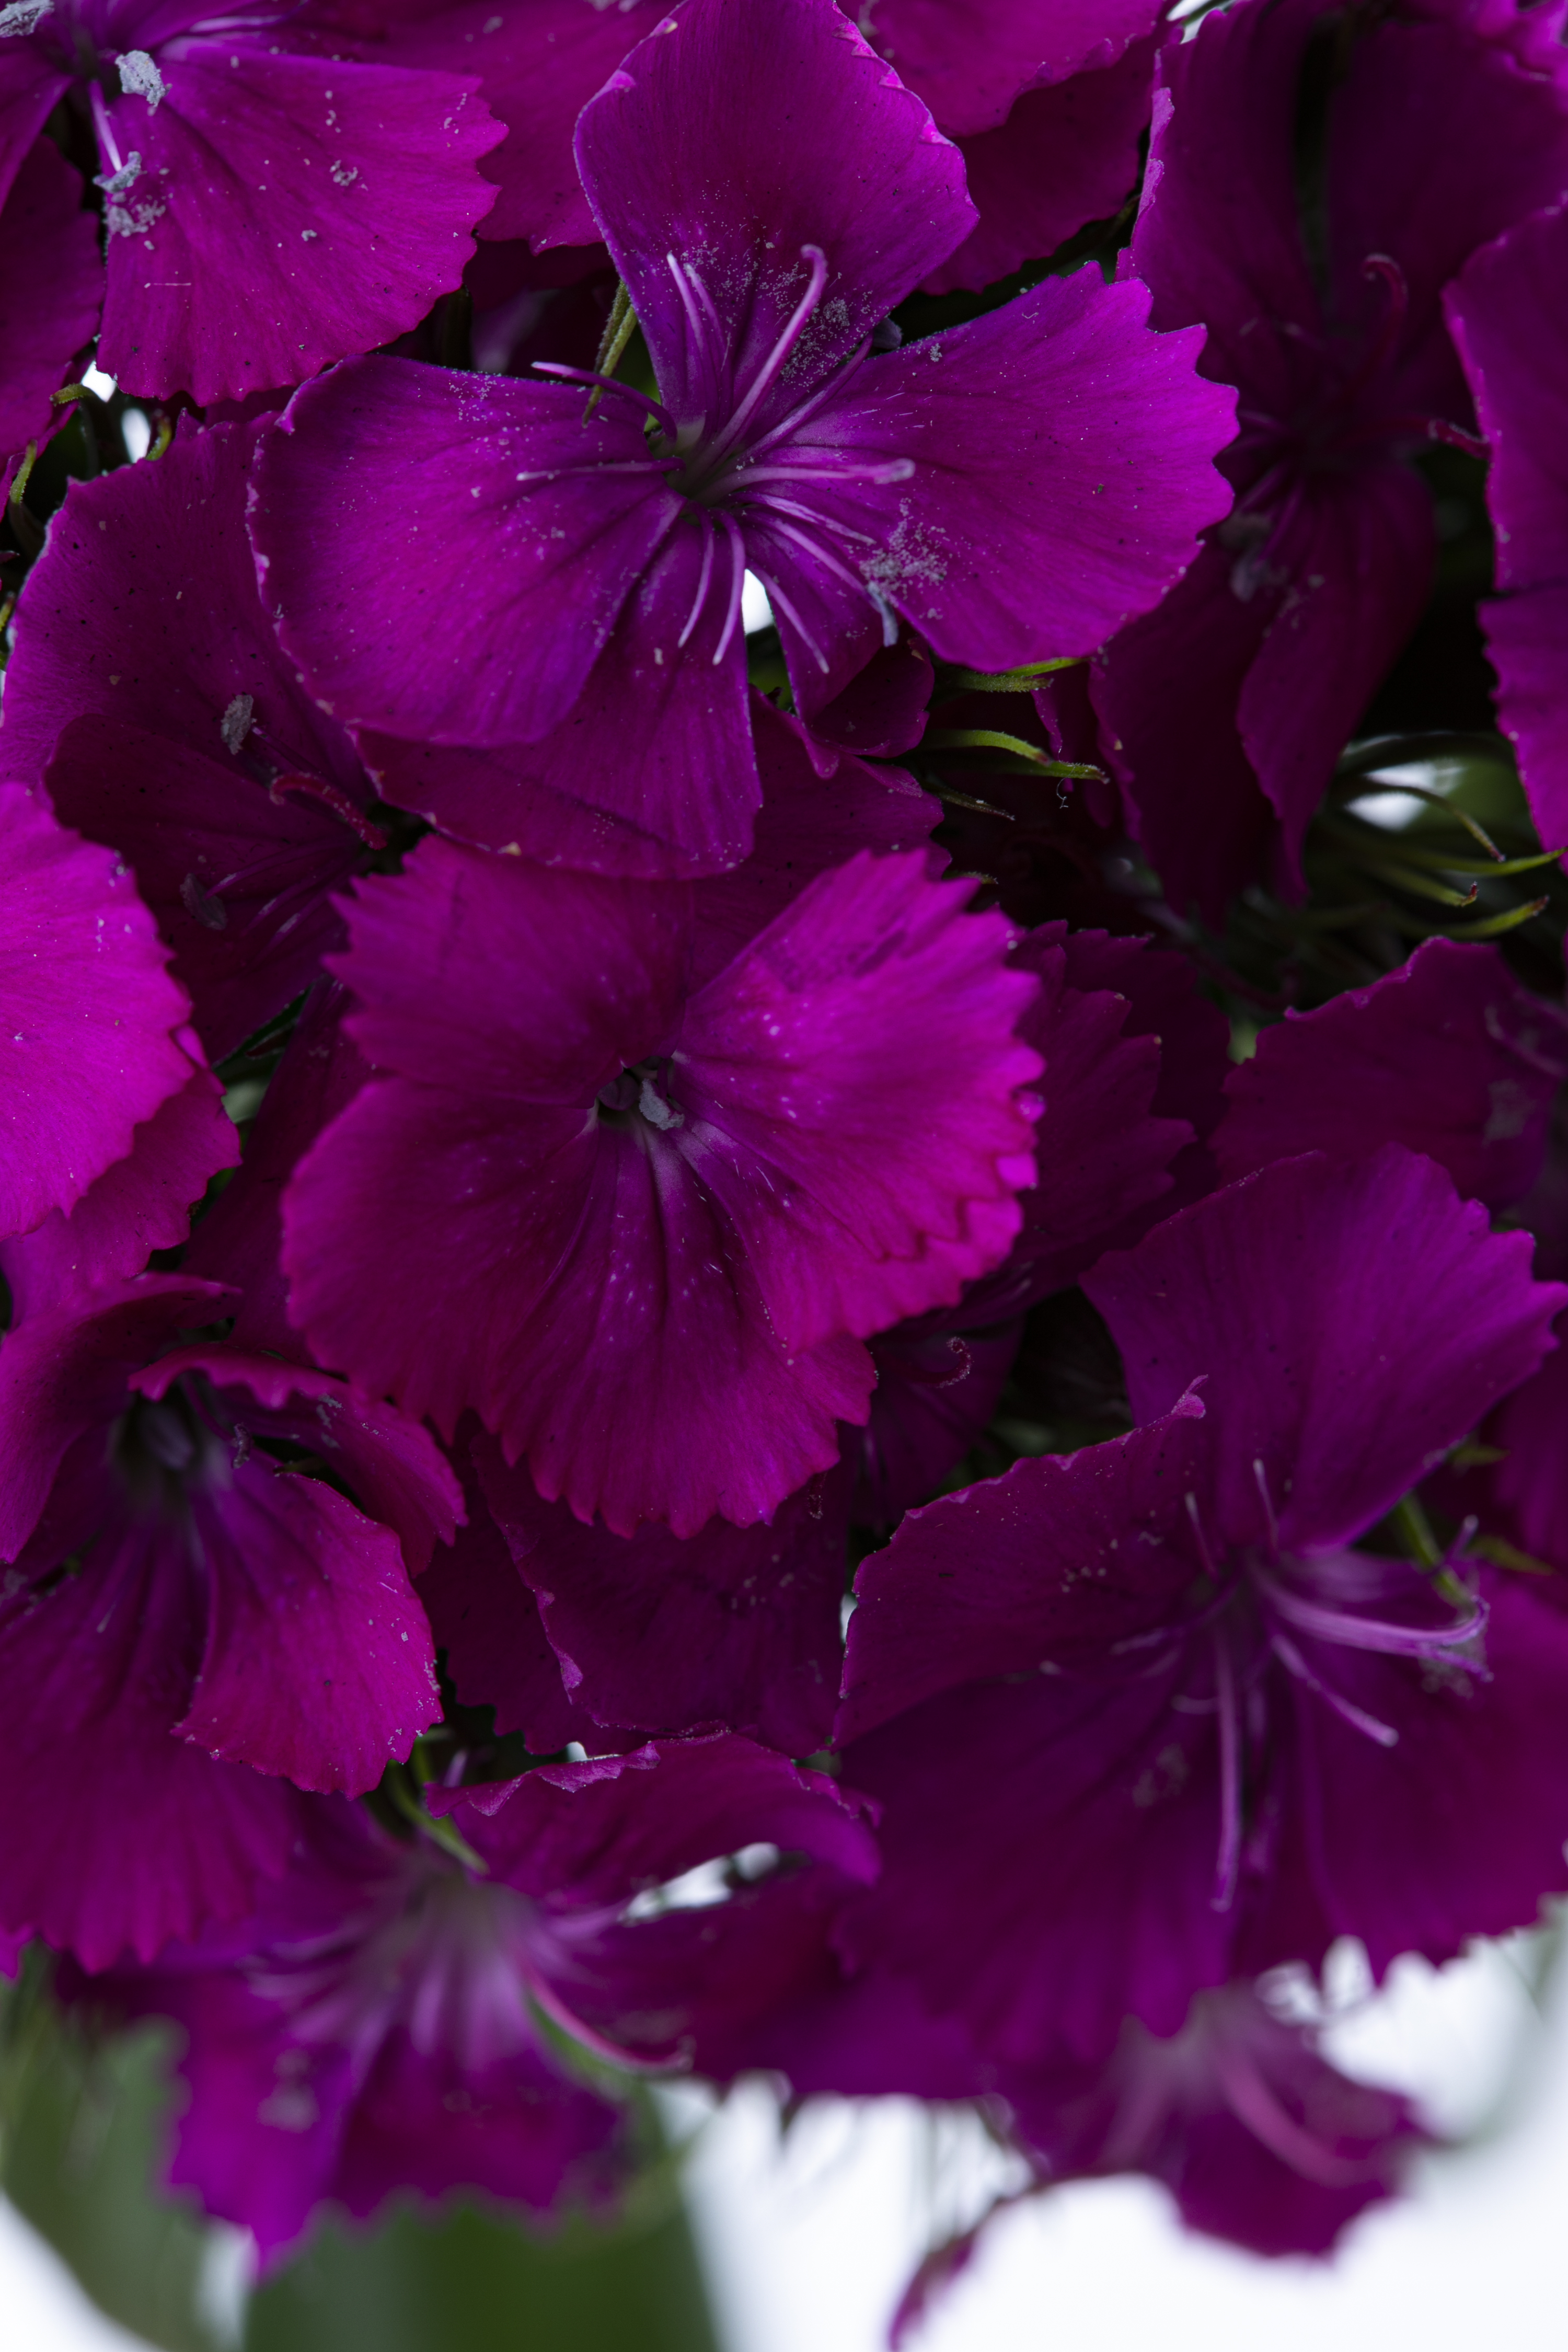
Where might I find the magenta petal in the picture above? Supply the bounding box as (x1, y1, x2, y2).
(1244, 1577, 1568, 1981)
(853, 1316, 1024, 1526)
(253, 358, 681, 748)
(1234, 467, 1435, 881)
(283, 1077, 872, 1535)
(383, 0, 659, 250)
(946, 921, 1191, 1325)
(418, 1460, 587, 1753)
(476, 1435, 849, 1753)
(0, 1277, 230, 1560)
(1480, 584, 1568, 854)
(838, 1665, 1231, 2063)
(0, 1530, 306, 1967)
(136, 1345, 464, 1577)
(1447, 201, 1568, 851)
(804, 268, 1235, 668)
(182, 982, 371, 1358)
(839, 1399, 1209, 1743)
(97, 47, 501, 403)
(0, 50, 68, 218)
(0, 784, 195, 1237)
(1490, 1327, 1568, 1572)
(2, 414, 364, 791)
(442, 1733, 879, 1908)
(5, 412, 376, 1057)
(866, 0, 1163, 133)
(1007, 1982, 1431, 2261)
(678, 852, 1042, 1353)
(366, 523, 758, 875)
(333, 2027, 619, 2225)
(574, 0, 975, 425)
(333, 837, 691, 1102)
(4, 1067, 239, 1317)
(126, 1967, 352, 2259)
(688, 694, 939, 992)
(1092, 540, 1281, 925)
(1085, 1148, 1567, 1556)
(0, 139, 100, 463)
(1447, 199, 1568, 593)
(1216, 939, 1567, 1209)
(45, 714, 363, 1064)
(927, 44, 1155, 296)
(167, 1463, 439, 1794)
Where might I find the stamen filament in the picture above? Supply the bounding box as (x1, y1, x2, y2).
(752, 567, 831, 673)
(1212, 1632, 1242, 1912)
(90, 82, 124, 177)
(676, 521, 717, 651)
(701, 244, 830, 474)
(709, 515, 748, 667)
(531, 362, 678, 442)
(1272, 1633, 1400, 1746)
(1260, 1573, 1486, 1658)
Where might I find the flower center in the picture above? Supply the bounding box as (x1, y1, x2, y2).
(597, 1058, 685, 1132)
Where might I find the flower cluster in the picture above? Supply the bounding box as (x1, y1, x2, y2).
(5, 0, 1568, 2313)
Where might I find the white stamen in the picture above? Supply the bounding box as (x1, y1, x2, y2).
(117, 49, 167, 108)
(0, 0, 52, 34)
(709, 515, 748, 667)
(676, 524, 717, 651)
(221, 693, 255, 754)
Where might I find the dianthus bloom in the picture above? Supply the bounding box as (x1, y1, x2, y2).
(252, 0, 1235, 873)
(78, 1738, 876, 2259)
(0, 1243, 460, 1967)
(0, 0, 501, 400)
(282, 794, 1042, 1534)
(838, 1148, 1568, 2065)
(1093, 0, 1568, 917)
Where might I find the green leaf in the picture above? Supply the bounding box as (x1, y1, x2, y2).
(1, 1979, 225, 2352)
(245, 2190, 721, 2352)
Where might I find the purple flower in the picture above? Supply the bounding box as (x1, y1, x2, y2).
(1004, 1980, 1433, 2258)
(79, 1736, 875, 2258)
(1215, 938, 1568, 1211)
(280, 819, 1043, 1537)
(2, 418, 390, 1062)
(889, 1979, 1432, 2337)
(0, 1263, 460, 1967)
(74, 1798, 626, 2264)
(836, 1148, 1568, 2066)
(0, 780, 198, 1240)
(1447, 198, 1568, 857)
(0, 136, 100, 480)
(251, 0, 1235, 875)
(0, 0, 502, 402)
(1092, 0, 1568, 919)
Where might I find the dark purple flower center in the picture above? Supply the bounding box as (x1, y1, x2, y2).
(537, 243, 916, 673)
(596, 1057, 685, 1131)
(1220, 253, 1484, 602)
(110, 1378, 232, 1520)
